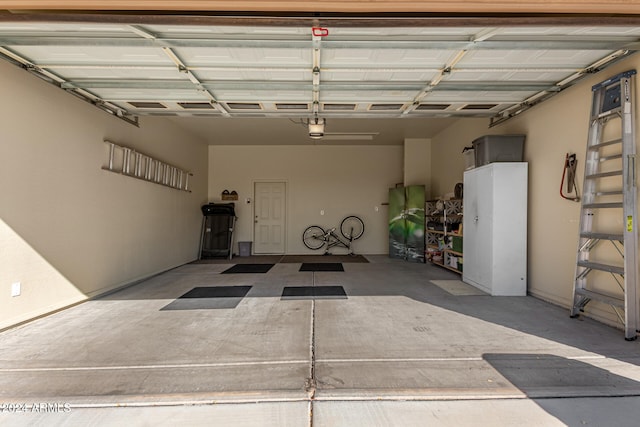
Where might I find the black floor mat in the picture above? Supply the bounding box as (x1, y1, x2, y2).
(281, 286, 347, 300)
(280, 255, 368, 263)
(221, 264, 274, 274)
(299, 263, 344, 272)
(161, 286, 252, 310)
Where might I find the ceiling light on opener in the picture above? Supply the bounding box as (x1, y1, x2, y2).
(308, 117, 325, 139)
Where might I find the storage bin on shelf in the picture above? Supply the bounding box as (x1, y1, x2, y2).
(472, 135, 525, 167)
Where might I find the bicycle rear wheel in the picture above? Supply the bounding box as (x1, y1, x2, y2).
(303, 225, 326, 250)
(340, 216, 364, 240)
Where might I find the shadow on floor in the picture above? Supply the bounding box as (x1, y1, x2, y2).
(484, 353, 640, 397)
(485, 353, 640, 426)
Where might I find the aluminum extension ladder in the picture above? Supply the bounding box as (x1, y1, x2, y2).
(570, 70, 640, 340)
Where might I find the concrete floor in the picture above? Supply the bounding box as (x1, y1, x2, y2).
(2, 256, 640, 426)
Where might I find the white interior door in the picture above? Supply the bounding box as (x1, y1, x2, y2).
(254, 182, 286, 254)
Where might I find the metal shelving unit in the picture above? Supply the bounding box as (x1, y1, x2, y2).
(426, 199, 463, 274)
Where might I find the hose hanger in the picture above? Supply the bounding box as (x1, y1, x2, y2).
(561, 153, 580, 202)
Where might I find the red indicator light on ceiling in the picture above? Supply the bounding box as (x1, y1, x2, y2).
(312, 27, 329, 37)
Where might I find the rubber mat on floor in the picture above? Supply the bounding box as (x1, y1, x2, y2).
(280, 255, 368, 263)
(299, 263, 344, 272)
(161, 286, 252, 310)
(281, 286, 347, 300)
(221, 264, 274, 274)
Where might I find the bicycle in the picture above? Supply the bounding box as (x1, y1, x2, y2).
(302, 215, 365, 255)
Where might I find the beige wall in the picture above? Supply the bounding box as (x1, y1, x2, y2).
(0, 60, 208, 330)
(209, 145, 403, 255)
(430, 118, 490, 198)
(431, 53, 640, 327)
(404, 138, 432, 198)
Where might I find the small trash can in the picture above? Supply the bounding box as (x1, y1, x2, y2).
(238, 241, 252, 257)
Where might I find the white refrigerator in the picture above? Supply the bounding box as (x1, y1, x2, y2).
(463, 163, 528, 296)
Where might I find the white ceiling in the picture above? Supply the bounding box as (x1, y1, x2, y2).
(166, 116, 461, 145)
(0, 20, 638, 143)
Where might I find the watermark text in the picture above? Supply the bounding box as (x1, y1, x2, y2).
(1, 403, 72, 413)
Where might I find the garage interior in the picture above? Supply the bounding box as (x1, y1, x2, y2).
(3, 2, 640, 425)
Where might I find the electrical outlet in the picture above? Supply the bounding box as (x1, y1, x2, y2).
(320, 210, 325, 216)
(11, 282, 21, 297)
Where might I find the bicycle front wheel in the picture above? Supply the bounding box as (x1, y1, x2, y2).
(303, 225, 326, 250)
(340, 216, 364, 240)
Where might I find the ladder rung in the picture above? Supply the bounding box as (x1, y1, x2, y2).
(594, 190, 623, 196)
(577, 260, 625, 275)
(580, 232, 624, 241)
(586, 170, 623, 179)
(575, 288, 625, 308)
(594, 108, 622, 120)
(600, 153, 623, 162)
(583, 202, 624, 209)
(588, 138, 622, 150)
